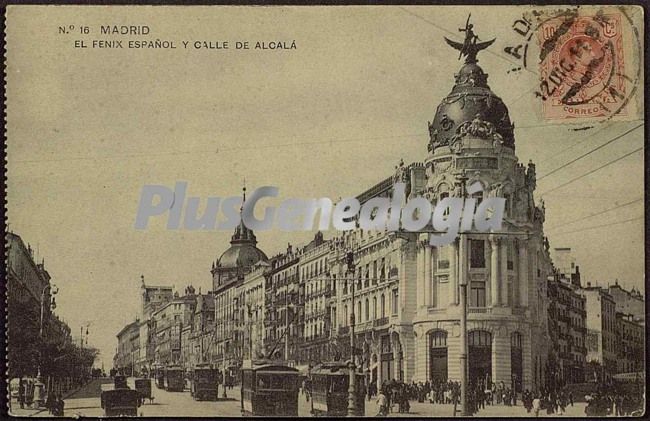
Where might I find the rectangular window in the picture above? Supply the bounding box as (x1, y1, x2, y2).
(364, 264, 370, 288)
(507, 243, 514, 270)
(470, 239, 486, 268)
(380, 258, 386, 281)
(392, 289, 399, 315)
(372, 261, 378, 285)
(470, 281, 486, 307)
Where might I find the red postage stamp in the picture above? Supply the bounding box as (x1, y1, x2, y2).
(537, 11, 628, 121)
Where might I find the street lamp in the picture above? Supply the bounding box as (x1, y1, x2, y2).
(34, 283, 58, 407)
(346, 250, 357, 417)
(456, 172, 470, 417)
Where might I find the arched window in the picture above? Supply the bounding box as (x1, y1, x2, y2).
(373, 296, 377, 320)
(357, 301, 362, 321)
(344, 305, 348, 327)
(468, 330, 492, 387)
(365, 298, 370, 321)
(429, 331, 448, 382)
(381, 294, 386, 318)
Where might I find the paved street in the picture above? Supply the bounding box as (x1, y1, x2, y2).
(10, 377, 588, 417)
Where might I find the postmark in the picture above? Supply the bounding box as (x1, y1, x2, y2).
(538, 11, 626, 121)
(501, 6, 641, 124)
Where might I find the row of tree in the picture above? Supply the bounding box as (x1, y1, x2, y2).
(7, 285, 98, 389)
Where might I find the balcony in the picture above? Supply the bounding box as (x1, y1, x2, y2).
(373, 317, 389, 329)
(468, 307, 491, 314)
(338, 326, 349, 336)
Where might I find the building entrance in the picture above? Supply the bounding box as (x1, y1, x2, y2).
(468, 330, 492, 388)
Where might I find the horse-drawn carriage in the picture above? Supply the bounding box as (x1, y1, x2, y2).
(100, 375, 141, 417)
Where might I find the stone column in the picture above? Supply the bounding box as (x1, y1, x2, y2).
(518, 241, 528, 307)
(416, 244, 425, 309)
(490, 237, 500, 307)
(449, 240, 458, 306)
(492, 329, 512, 386)
(424, 245, 432, 307)
(500, 240, 508, 306)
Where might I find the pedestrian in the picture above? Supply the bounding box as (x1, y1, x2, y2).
(532, 395, 541, 417)
(376, 388, 388, 416)
(46, 391, 55, 414)
(18, 379, 25, 409)
(569, 391, 574, 407)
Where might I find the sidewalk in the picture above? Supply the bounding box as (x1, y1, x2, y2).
(7, 381, 92, 417)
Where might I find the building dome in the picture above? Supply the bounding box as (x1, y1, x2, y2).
(217, 217, 268, 269)
(217, 243, 268, 269)
(215, 187, 268, 270)
(428, 60, 515, 153)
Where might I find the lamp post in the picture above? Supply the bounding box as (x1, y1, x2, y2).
(222, 338, 228, 399)
(346, 250, 357, 417)
(34, 284, 57, 407)
(456, 172, 469, 417)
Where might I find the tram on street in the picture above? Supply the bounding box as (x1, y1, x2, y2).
(164, 365, 185, 392)
(100, 375, 141, 417)
(309, 362, 365, 416)
(190, 363, 219, 401)
(135, 378, 153, 404)
(240, 360, 299, 416)
(154, 366, 165, 389)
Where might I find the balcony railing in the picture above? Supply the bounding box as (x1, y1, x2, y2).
(373, 317, 389, 328)
(468, 307, 491, 314)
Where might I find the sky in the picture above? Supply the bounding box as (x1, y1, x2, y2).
(7, 5, 644, 371)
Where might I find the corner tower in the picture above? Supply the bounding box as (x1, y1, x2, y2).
(412, 18, 552, 394)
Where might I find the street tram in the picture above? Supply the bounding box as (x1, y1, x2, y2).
(154, 366, 165, 389)
(134, 378, 153, 404)
(164, 365, 185, 392)
(240, 360, 299, 416)
(309, 362, 365, 416)
(100, 375, 141, 417)
(191, 363, 219, 401)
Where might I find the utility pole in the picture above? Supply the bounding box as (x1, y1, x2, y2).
(346, 251, 357, 417)
(34, 284, 56, 407)
(285, 288, 289, 361)
(456, 172, 469, 417)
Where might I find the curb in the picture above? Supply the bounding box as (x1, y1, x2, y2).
(9, 380, 93, 417)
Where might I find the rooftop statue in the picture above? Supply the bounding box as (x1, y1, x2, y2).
(444, 14, 495, 64)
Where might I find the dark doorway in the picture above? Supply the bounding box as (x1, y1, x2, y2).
(468, 330, 492, 388)
(511, 332, 523, 394)
(429, 331, 448, 383)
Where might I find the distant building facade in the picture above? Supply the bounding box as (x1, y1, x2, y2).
(608, 281, 644, 325)
(547, 274, 587, 384)
(615, 312, 644, 373)
(580, 284, 617, 376)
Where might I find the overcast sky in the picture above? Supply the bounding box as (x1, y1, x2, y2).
(7, 5, 644, 371)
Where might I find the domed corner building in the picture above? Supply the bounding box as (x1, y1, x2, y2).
(328, 25, 553, 395)
(212, 211, 269, 290)
(411, 30, 553, 393)
(211, 192, 269, 372)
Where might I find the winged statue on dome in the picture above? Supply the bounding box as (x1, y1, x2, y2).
(444, 14, 495, 64)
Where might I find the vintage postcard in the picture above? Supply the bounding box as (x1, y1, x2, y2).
(4, 5, 645, 418)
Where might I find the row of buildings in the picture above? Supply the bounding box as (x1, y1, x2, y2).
(7, 232, 97, 392)
(114, 32, 645, 393)
(546, 248, 644, 386)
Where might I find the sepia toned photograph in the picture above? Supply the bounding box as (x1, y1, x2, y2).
(4, 4, 645, 418)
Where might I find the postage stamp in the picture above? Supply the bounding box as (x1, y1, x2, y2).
(532, 7, 641, 123)
(537, 11, 627, 121)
